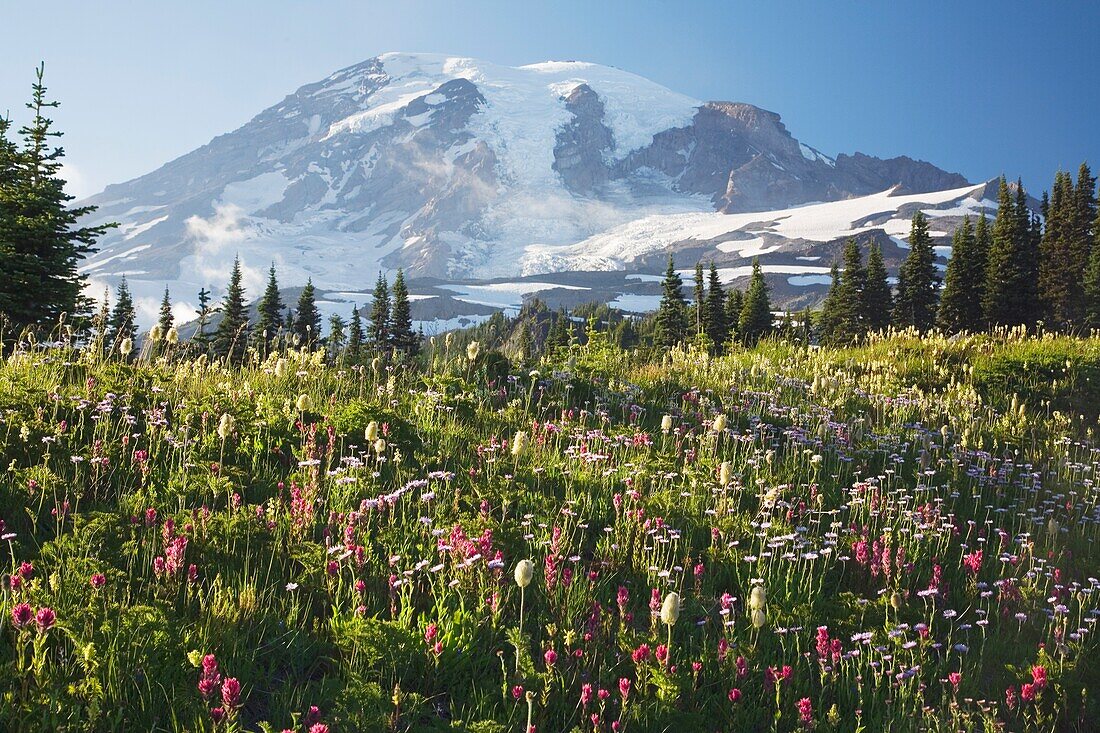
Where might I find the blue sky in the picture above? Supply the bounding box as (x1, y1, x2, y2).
(2, 0, 1096, 199)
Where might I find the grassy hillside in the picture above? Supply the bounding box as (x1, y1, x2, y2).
(1, 331, 1098, 731)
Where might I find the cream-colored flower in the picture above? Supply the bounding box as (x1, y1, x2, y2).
(661, 415, 673, 433)
(296, 394, 314, 412)
(166, 326, 179, 344)
(751, 607, 767, 629)
(274, 358, 288, 378)
(748, 585, 766, 611)
(466, 341, 481, 361)
(514, 559, 534, 588)
(660, 592, 680, 626)
(511, 431, 528, 458)
(373, 438, 387, 455)
(120, 337, 133, 356)
(719, 461, 732, 486)
(217, 413, 236, 440)
(365, 421, 379, 442)
(711, 414, 726, 433)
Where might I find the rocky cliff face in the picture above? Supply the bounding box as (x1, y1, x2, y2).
(78, 53, 971, 324)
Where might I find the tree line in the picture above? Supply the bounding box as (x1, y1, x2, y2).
(653, 168, 1098, 350)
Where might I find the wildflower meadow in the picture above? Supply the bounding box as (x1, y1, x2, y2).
(1, 328, 1099, 732)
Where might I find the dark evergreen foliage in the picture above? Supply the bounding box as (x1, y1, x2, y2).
(655, 255, 688, 348)
(390, 269, 418, 356)
(894, 212, 939, 331)
(704, 262, 727, 351)
(213, 256, 249, 362)
(737, 259, 772, 345)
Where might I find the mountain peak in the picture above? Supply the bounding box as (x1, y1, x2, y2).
(79, 53, 973, 326)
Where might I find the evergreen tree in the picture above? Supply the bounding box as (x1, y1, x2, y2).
(863, 240, 893, 333)
(194, 287, 214, 348)
(255, 264, 285, 352)
(894, 212, 940, 331)
(346, 305, 364, 360)
(327, 314, 346, 360)
(0, 65, 113, 332)
(704, 262, 727, 350)
(692, 262, 705, 335)
(107, 277, 137, 347)
(293, 278, 321, 347)
(157, 287, 174, 335)
(390, 268, 418, 356)
(0, 115, 20, 330)
(367, 273, 391, 351)
(833, 239, 867, 344)
(655, 255, 688, 348)
(937, 218, 984, 333)
(984, 178, 1035, 327)
(737, 259, 772, 345)
(1075, 162, 1097, 246)
(90, 287, 110, 354)
(213, 256, 249, 362)
(725, 288, 743, 345)
(1087, 201, 1100, 330)
(546, 309, 572, 351)
(817, 262, 842, 346)
(1038, 172, 1084, 329)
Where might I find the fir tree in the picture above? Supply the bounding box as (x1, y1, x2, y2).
(937, 218, 984, 333)
(390, 269, 418, 356)
(692, 262, 705, 335)
(984, 178, 1035, 327)
(704, 262, 727, 351)
(213, 256, 249, 362)
(894, 212, 940, 331)
(738, 259, 772, 345)
(1038, 172, 1084, 329)
(546, 309, 572, 351)
(157, 287, 174, 335)
(863, 240, 893, 333)
(1087, 201, 1100, 330)
(817, 262, 842, 346)
(107, 277, 137, 347)
(90, 287, 110, 355)
(0, 65, 113, 332)
(1075, 162, 1097, 246)
(194, 287, 214, 348)
(725, 288, 743, 345)
(0, 115, 20, 330)
(833, 239, 867, 344)
(255, 264, 285, 352)
(293, 278, 321, 347)
(655, 255, 688, 348)
(368, 273, 391, 351)
(346, 305, 364, 360)
(327, 314, 346, 360)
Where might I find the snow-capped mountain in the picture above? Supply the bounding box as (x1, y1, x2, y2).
(79, 52, 980, 326)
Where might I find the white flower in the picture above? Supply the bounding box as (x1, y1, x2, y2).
(661, 415, 673, 433)
(719, 461, 732, 486)
(274, 358, 288, 378)
(217, 413, 236, 440)
(751, 607, 767, 629)
(749, 585, 766, 611)
(365, 421, 379, 442)
(466, 341, 481, 361)
(166, 326, 179, 344)
(511, 431, 528, 458)
(150, 325, 163, 342)
(373, 438, 387, 455)
(296, 394, 314, 412)
(660, 591, 680, 626)
(711, 414, 726, 433)
(514, 559, 534, 588)
(120, 337, 133, 356)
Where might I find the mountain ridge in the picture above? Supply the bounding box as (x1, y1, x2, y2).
(77, 52, 976, 326)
